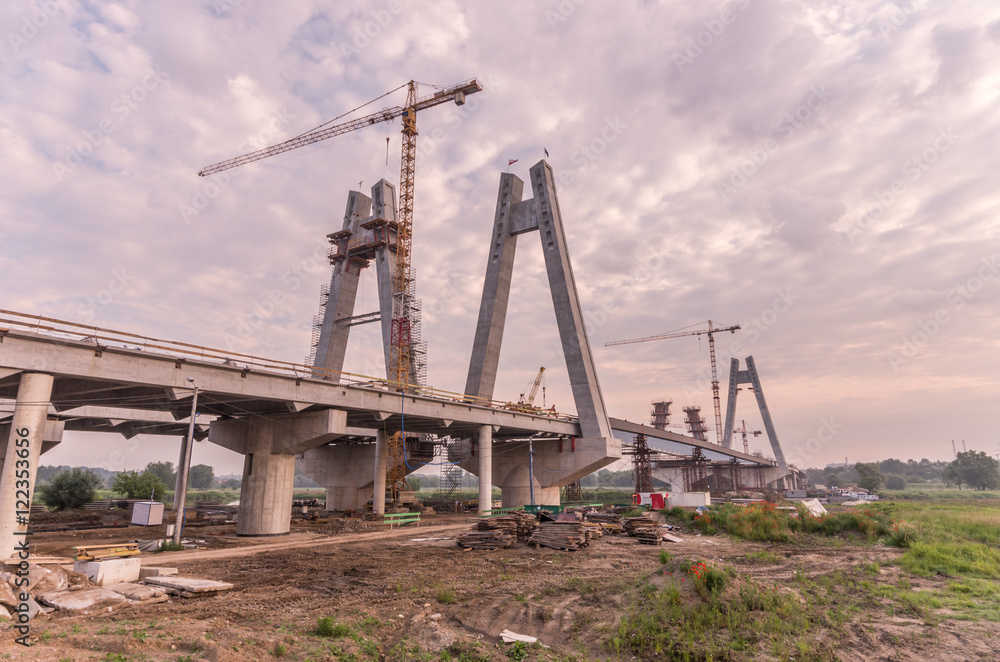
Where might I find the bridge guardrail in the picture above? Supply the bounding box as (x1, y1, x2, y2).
(0, 309, 576, 423)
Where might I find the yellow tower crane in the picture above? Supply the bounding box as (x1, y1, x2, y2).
(198, 78, 483, 505)
(606, 320, 740, 445)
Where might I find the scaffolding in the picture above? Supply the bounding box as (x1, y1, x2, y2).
(650, 400, 671, 430)
(683, 406, 708, 442)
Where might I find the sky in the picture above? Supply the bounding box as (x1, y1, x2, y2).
(2, 0, 999, 477)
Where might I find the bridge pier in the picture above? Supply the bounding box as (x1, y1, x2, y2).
(297, 443, 378, 513)
(209, 409, 346, 536)
(0, 373, 58, 559)
(456, 436, 612, 508)
(477, 425, 493, 513)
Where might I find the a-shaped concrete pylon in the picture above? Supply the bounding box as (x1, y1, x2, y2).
(462, 160, 620, 508)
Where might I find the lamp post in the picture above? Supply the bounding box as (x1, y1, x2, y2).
(172, 378, 198, 545)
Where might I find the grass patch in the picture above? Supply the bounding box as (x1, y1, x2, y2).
(315, 617, 351, 638)
(153, 541, 185, 553)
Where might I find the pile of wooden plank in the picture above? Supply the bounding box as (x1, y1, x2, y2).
(456, 530, 514, 550)
(584, 512, 621, 525)
(623, 517, 658, 537)
(634, 528, 662, 545)
(478, 512, 537, 540)
(582, 522, 604, 541)
(527, 521, 589, 551)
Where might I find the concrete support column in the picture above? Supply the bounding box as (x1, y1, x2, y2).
(0, 373, 54, 559)
(477, 425, 493, 514)
(237, 427, 296, 536)
(373, 430, 387, 515)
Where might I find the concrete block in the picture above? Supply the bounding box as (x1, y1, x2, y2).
(105, 583, 167, 601)
(73, 558, 141, 586)
(139, 567, 178, 580)
(142, 576, 233, 594)
(37, 588, 128, 611)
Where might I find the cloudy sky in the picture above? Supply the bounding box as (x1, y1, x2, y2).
(3, 0, 998, 476)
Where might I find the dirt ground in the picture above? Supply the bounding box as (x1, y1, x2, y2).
(4, 512, 1000, 661)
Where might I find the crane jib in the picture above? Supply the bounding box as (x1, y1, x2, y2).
(196, 78, 482, 177)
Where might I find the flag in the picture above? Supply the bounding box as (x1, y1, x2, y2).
(544, 148, 549, 158)
(508, 159, 518, 166)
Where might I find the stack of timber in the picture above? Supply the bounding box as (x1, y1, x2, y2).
(582, 522, 604, 541)
(477, 512, 537, 540)
(456, 530, 514, 550)
(527, 521, 589, 551)
(584, 512, 620, 524)
(634, 528, 662, 545)
(623, 517, 658, 537)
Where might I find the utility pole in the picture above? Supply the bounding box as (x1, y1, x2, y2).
(173, 378, 198, 546)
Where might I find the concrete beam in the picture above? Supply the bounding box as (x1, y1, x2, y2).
(208, 409, 346, 455)
(0, 331, 581, 438)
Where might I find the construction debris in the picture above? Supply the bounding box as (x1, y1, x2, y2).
(456, 530, 514, 550)
(527, 521, 589, 551)
(37, 587, 129, 612)
(105, 583, 169, 602)
(477, 512, 537, 540)
(500, 629, 538, 644)
(142, 575, 234, 598)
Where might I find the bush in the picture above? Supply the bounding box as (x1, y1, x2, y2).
(886, 474, 907, 490)
(37, 468, 103, 510)
(112, 470, 168, 500)
(315, 617, 350, 638)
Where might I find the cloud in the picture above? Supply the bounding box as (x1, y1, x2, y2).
(3, 0, 1000, 474)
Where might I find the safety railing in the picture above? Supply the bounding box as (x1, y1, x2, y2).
(0, 309, 577, 422)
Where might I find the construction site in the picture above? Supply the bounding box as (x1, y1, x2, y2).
(1, 78, 947, 662)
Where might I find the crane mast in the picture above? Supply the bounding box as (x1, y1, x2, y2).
(606, 320, 740, 444)
(386, 82, 418, 504)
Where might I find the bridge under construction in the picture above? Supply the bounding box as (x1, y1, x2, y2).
(0, 159, 800, 560)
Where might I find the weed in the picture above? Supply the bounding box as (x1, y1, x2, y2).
(657, 549, 672, 565)
(436, 589, 456, 604)
(506, 641, 529, 661)
(273, 642, 287, 657)
(154, 541, 186, 553)
(316, 616, 351, 638)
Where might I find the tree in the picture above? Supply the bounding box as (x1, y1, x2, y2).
(188, 464, 215, 490)
(825, 473, 842, 488)
(112, 470, 168, 500)
(945, 451, 1000, 491)
(37, 468, 102, 510)
(855, 463, 884, 493)
(144, 461, 176, 488)
(222, 478, 241, 490)
(407, 476, 421, 491)
(885, 474, 907, 490)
